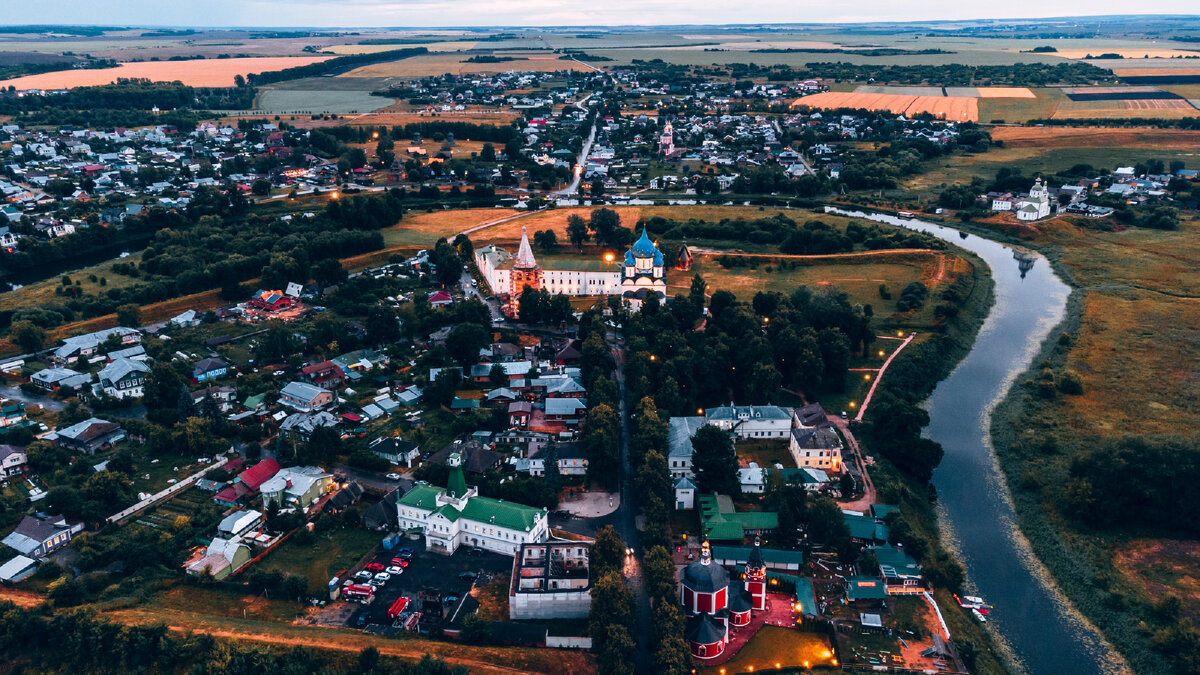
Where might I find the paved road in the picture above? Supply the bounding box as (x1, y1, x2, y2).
(0, 385, 64, 411)
(610, 338, 652, 673)
(831, 416, 876, 512)
(335, 463, 413, 493)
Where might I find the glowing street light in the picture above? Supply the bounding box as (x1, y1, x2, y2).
(878, 350, 885, 356)
(864, 374, 871, 380)
(604, 252, 615, 262)
(330, 191, 339, 200)
(848, 401, 856, 408)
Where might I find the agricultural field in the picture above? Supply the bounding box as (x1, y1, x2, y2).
(381, 208, 521, 247)
(252, 88, 393, 115)
(0, 253, 143, 313)
(322, 41, 478, 54)
(792, 92, 980, 122)
(339, 52, 592, 78)
(0, 56, 332, 89)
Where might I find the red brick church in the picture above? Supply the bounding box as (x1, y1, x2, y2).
(679, 538, 769, 659)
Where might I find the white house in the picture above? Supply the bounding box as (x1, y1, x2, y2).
(396, 453, 548, 556)
(98, 357, 150, 399)
(674, 477, 696, 510)
(703, 405, 792, 439)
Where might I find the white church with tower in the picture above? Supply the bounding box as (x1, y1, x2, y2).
(475, 225, 668, 315)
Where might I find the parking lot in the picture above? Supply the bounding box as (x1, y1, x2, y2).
(346, 536, 513, 630)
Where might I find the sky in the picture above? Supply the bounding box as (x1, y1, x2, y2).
(3, 2, 1198, 29)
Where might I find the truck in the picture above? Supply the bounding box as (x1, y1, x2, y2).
(343, 584, 375, 603)
(387, 596, 411, 620)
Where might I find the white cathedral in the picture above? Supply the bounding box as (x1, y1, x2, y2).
(475, 226, 668, 315)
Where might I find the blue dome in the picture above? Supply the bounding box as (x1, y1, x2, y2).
(626, 228, 664, 266)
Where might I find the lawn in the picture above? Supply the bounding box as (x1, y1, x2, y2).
(736, 439, 792, 468)
(0, 253, 143, 312)
(700, 626, 838, 673)
(381, 208, 521, 247)
(472, 578, 510, 621)
(258, 527, 381, 594)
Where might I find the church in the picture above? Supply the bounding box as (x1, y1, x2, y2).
(679, 539, 769, 659)
(474, 225, 667, 316)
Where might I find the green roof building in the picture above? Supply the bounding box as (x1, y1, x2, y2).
(698, 494, 778, 542)
(395, 452, 548, 556)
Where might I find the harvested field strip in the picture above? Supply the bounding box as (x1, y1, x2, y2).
(1062, 87, 1182, 102)
(976, 87, 1037, 98)
(855, 85, 944, 96)
(40, 286, 233, 349)
(0, 56, 332, 89)
(988, 126, 1200, 149)
(1050, 107, 1199, 120)
(1053, 48, 1200, 59)
(793, 92, 978, 121)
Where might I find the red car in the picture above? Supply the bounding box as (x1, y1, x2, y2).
(366, 562, 385, 572)
(391, 558, 410, 568)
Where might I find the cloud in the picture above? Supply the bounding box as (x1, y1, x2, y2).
(4, 1, 1200, 27)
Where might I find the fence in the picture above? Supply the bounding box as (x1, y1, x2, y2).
(546, 635, 592, 649)
(107, 455, 230, 524)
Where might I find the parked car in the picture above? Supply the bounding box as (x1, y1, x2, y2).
(366, 562, 386, 572)
(367, 578, 385, 588)
(386, 565, 403, 575)
(354, 570, 372, 582)
(385, 473, 401, 480)
(374, 572, 392, 583)
(390, 557, 410, 567)
(397, 547, 415, 558)
(458, 571, 477, 581)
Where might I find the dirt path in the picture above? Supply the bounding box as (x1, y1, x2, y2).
(833, 416, 876, 512)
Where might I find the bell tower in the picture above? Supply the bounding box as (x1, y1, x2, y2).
(745, 535, 767, 611)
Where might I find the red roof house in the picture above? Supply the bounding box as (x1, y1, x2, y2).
(237, 458, 281, 491)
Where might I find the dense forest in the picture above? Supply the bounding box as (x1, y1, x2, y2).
(245, 47, 428, 85)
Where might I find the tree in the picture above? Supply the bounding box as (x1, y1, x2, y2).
(480, 142, 496, 161)
(357, 647, 381, 673)
(591, 525, 626, 578)
(116, 304, 141, 328)
(533, 228, 558, 252)
(567, 213, 590, 249)
(582, 404, 620, 489)
(251, 179, 272, 196)
(636, 451, 672, 510)
(595, 623, 636, 675)
(588, 208, 620, 243)
(643, 545, 677, 606)
(488, 363, 507, 389)
(460, 612, 492, 644)
(807, 496, 850, 547)
(691, 424, 740, 495)
(543, 440, 562, 492)
(445, 323, 489, 367)
(630, 397, 667, 467)
(9, 320, 47, 353)
(305, 425, 341, 464)
(365, 306, 401, 344)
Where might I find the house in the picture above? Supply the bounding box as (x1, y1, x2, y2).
(737, 463, 767, 493)
(544, 397, 587, 424)
(217, 510, 262, 538)
(0, 400, 27, 429)
(0, 555, 38, 583)
(528, 441, 587, 476)
(471, 360, 532, 384)
(451, 397, 481, 413)
(369, 436, 420, 466)
(279, 410, 338, 442)
(250, 289, 294, 312)
(260, 466, 334, 508)
(509, 401, 532, 428)
(509, 541, 592, 620)
(698, 493, 777, 541)
(427, 440, 502, 476)
(54, 418, 125, 455)
(327, 481, 365, 513)
(789, 426, 844, 472)
(428, 290, 454, 307)
(190, 386, 238, 412)
(844, 512, 890, 545)
(845, 575, 888, 606)
(395, 452, 548, 556)
(674, 477, 696, 510)
(186, 537, 251, 580)
(1, 514, 82, 559)
(668, 416, 707, 479)
(213, 458, 280, 506)
(301, 360, 346, 389)
(97, 357, 150, 399)
(168, 309, 200, 328)
(869, 545, 926, 595)
(52, 326, 140, 364)
(0, 445, 27, 477)
(704, 404, 791, 439)
(193, 356, 229, 382)
(30, 367, 92, 392)
(279, 381, 333, 412)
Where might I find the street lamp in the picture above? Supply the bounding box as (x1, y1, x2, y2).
(864, 374, 871, 380)
(604, 252, 615, 262)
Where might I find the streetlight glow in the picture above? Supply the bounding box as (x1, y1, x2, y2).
(604, 252, 615, 262)
(864, 374, 871, 380)
(849, 401, 856, 408)
(879, 350, 885, 356)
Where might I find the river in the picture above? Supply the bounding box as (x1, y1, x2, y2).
(828, 208, 1121, 675)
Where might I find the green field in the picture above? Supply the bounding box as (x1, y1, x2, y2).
(700, 626, 838, 673)
(253, 88, 394, 115)
(259, 526, 381, 594)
